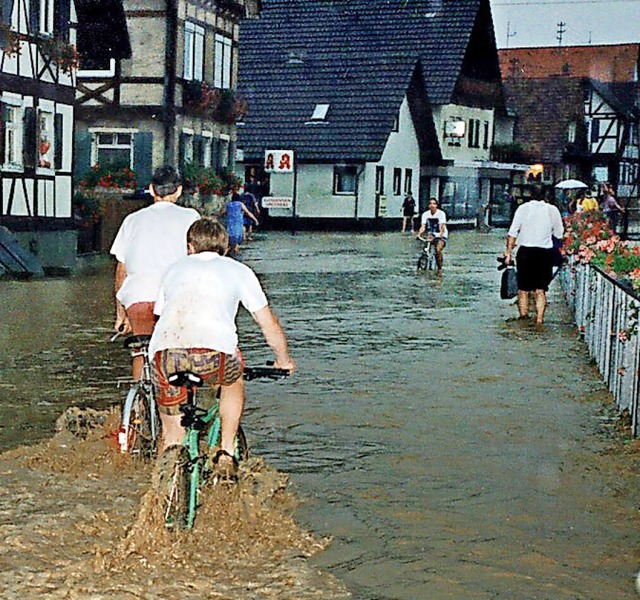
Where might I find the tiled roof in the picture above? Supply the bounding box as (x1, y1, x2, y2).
(503, 77, 585, 164)
(237, 0, 486, 161)
(499, 44, 640, 83)
(589, 80, 640, 119)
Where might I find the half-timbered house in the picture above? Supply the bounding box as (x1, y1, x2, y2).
(500, 44, 639, 199)
(74, 0, 258, 195)
(0, 0, 78, 272)
(235, 0, 523, 229)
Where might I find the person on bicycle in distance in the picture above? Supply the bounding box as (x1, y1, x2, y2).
(416, 197, 448, 273)
(149, 217, 296, 476)
(111, 166, 200, 379)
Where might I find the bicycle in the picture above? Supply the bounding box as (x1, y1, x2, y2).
(153, 364, 290, 531)
(416, 235, 438, 272)
(117, 334, 161, 459)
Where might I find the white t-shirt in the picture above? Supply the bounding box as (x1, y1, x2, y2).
(149, 252, 269, 356)
(421, 209, 448, 238)
(110, 202, 200, 308)
(507, 200, 564, 249)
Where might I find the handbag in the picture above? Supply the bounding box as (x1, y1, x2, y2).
(500, 265, 518, 300)
(551, 236, 564, 267)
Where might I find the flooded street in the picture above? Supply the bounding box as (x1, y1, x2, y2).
(1, 230, 639, 598)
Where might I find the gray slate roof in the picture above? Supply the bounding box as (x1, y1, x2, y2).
(237, 0, 486, 161)
(589, 80, 640, 120)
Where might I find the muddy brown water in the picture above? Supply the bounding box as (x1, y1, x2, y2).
(0, 230, 639, 599)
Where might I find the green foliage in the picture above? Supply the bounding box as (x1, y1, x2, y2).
(181, 162, 225, 196)
(78, 163, 137, 190)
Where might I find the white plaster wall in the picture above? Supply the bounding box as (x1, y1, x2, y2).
(434, 104, 495, 162)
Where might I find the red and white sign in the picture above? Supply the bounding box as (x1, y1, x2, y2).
(262, 196, 293, 209)
(264, 150, 294, 173)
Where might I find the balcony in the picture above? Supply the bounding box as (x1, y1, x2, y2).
(182, 81, 248, 125)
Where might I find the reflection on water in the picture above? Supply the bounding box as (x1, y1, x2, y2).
(0, 231, 636, 599)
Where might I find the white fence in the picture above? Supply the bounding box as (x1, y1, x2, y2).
(560, 260, 640, 436)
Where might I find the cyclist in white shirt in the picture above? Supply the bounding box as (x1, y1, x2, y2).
(504, 187, 564, 325)
(111, 165, 200, 378)
(416, 197, 448, 274)
(149, 217, 296, 476)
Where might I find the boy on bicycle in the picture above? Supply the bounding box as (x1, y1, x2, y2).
(416, 197, 448, 273)
(148, 217, 295, 477)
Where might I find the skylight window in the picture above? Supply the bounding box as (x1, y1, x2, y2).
(310, 104, 330, 121)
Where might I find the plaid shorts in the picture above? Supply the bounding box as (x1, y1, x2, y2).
(152, 348, 244, 415)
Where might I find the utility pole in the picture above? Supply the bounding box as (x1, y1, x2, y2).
(506, 21, 517, 48)
(557, 22, 566, 47)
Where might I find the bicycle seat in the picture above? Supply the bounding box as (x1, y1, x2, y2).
(124, 335, 151, 350)
(168, 371, 205, 388)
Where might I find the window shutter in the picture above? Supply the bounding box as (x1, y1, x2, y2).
(211, 138, 219, 170)
(0, 103, 6, 165)
(74, 129, 93, 178)
(228, 140, 236, 172)
(133, 131, 153, 188)
(22, 107, 37, 169)
(178, 132, 188, 170)
(54, 0, 71, 40)
(193, 134, 203, 166)
(1, 0, 14, 25)
(28, 0, 39, 33)
(54, 113, 63, 170)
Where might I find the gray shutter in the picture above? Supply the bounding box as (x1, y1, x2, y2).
(212, 139, 220, 173)
(228, 140, 236, 172)
(54, 113, 63, 170)
(1, 0, 14, 25)
(133, 131, 153, 188)
(193, 134, 203, 166)
(178, 133, 188, 170)
(22, 107, 37, 169)
(28, 0, 39, 33)
(54, 0, 70, 40)
(74, 129, 92, 179)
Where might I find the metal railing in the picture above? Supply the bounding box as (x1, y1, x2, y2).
(560, 259, 640, 436)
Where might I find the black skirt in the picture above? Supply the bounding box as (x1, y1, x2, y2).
(516, 246, 554, 291)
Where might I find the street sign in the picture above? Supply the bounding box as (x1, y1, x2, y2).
(262, 196, 293, 209)
(264, 150, 294, 173)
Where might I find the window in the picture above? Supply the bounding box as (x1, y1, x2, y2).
(333, 165, 357, 194)
(78, 57, 115, 76)
(214, 34, 233, 89)
(483, 121, 490, 149)
(567, 121, 577, 143)
(1, 102, 22, 168)
(93, 131, 134, 168)
(375, 166, 384, 195)
(391, 115, 399, 132)
(468, 119, 481, 148)
(309, 103, 330, 121)
(404, 169, 412, 194)
(37, 110, 53, 169)
(183, 21, 204, 81)
(393, 168, 402, 195)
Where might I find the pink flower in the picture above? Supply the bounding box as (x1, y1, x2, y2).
(618, 330, 629, 342)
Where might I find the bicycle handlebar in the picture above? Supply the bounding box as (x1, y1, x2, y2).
(243, 366, 291, 381)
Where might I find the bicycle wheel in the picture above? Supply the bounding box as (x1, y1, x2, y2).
(153, 445, 192, 530)
(417, 252, 429, 272)
(427, 248, 438, 271)
(207, 419, 249, 462)
(119, 384, 156, 459)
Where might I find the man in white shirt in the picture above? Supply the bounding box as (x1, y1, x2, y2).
(150, 217, 296, 476)
(504, 187, 564, 325)
(416, 197, 448, 273)
(111, 165, 200, 378)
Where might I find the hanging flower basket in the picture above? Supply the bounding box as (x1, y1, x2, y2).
(40, 36, 79, 75)
(0, 23, 20, 57)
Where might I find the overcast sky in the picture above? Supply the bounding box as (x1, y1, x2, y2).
(490, 0, 640, 48)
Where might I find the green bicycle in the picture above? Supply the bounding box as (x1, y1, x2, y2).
(153, 364, 290, 530)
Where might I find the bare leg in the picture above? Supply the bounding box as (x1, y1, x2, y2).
(219, 377, 245, 456)
(158, 413, 185, 454)
(517, 290, 529, 318)
(435, 240, 445, 273)
(533, 290, 547, 324)
(402, 217, 407, 233)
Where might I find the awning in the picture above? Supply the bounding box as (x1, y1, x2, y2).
(75, 0, 132, 60)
